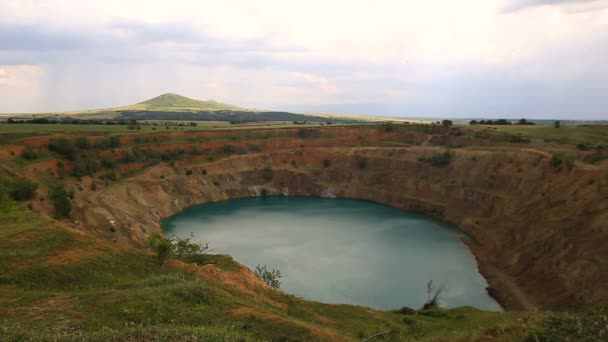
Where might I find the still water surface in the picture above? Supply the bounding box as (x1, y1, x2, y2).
(163, 196, 501, 311)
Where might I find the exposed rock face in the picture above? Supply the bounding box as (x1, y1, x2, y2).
(71, 147, 608, 311)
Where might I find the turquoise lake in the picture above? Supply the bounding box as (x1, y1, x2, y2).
(163, 196, 501, 311)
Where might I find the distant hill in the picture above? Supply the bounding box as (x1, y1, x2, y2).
(2, 93, 361, 124)
(112, 93, 361, 124)
(118, 93, 246, 112)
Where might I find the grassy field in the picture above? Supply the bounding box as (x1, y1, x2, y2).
(469, 124, 608, 146)
(0, 122, 231, 134)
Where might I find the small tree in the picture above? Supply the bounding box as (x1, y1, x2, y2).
(48, 183, 71, 218)
(148, 234, 175, 265)
(422, 280, 446, 310)
(554, 120, 561, 128)
(442, 120, 453, 128)
(174, 233, 209, 258)
(253, 264, 282, 289)
(148, 233, 209, 265)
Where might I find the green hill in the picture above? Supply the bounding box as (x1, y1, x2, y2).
(3, 93, 362, 124)
(118, 93, 247, 112)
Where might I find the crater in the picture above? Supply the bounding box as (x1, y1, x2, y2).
(163, 196, 502, 311)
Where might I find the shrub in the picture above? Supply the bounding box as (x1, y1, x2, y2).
(253, 264, 282, 289)
(263, 167, 273, 182)
(75, 136, 90, 149)
(357, 157, 368, 169)
(248, 144, 263, 152)
(222, 144, 237, 154)
(97, 135, 121, 149)
(522, 308, 608, 342)
(511, 134, 530, 143)
(48, 138, 76, 160)
(418, 151, 452, 167)
(0, 177, 38, 201)
(398, 307, 416, 315)
(422, 280, 445, 310)
(171, 283, 208, 304)
(550, 153, 575, 170)
(323, 159, 331, 168)
(148, 233, 209, 265)
(48, 183, 71, 218)
(297, 128, 320, 139)
(583, 153, 606, 165)
(72, 157, 100, 178)
(20, 149, 38, 160)
(173, 234, 209, 258)
(577, 143, 591, 151)
(382, 122, 394, 132)
(148, 234, 175, 265)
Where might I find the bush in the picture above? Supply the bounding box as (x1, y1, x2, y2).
(382, 122, 394, 132)
(0, 177, 38, 201)
(97, 135, 121, 149)
(398, 307, 416, 315)
(48, 137, 76, 160)
(583, 153, 606, 165)
(20, 148, 38, 160)
(75, 136, 90, 149)
(148, 234, 175, 265)
(148, 233, 209, 265)
(171, 283, 208, 304)
(357, 157, 368, 169)
(522, 308, 608, 342)
(297, 128, 320, 139)
(550, 153, 575, 170)
(511, 134, 530, 143)
(48, 183, 71, 218)
(577, 143, 591, 151)
(174, 234, 209, 258)
(71, 157, 100, 178)
(253, 264, 282, 289)
(418, 151, 452, 167)
(222, 144, 237, 154)
(248, 144, 263, 152)
(323, 159, 331, 168)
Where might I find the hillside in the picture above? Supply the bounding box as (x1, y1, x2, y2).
(117, 93, 247, 112)
(3, 93, 361, 124)
(1, 123, 607, 340)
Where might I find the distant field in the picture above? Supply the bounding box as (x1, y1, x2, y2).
(468, 124, 608, 146)
(0, 122, 343, 135)
(0, 122, 230, 134)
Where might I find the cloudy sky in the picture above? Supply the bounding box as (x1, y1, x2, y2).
(1, 0, 607, 119)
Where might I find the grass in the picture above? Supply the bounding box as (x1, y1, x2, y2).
(0, 123, 227, 134)
(1, 124, 606, 341)
(120, 93, 246, 111)
(0, 199, 537, 341)
(470, 124, 608, 146)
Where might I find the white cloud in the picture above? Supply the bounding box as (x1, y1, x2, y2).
(0, 0, 607, 118)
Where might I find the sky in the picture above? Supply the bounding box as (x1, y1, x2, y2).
(0, 0, 607, 119)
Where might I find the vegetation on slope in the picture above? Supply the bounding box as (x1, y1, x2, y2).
(0, 196, 531, 341)
(122, 93, 246, 111)
(1, 197, 605, 341)
(0, 123, 606, 340)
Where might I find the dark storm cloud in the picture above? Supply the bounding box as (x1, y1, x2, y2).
(503, 0, 600, 12)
